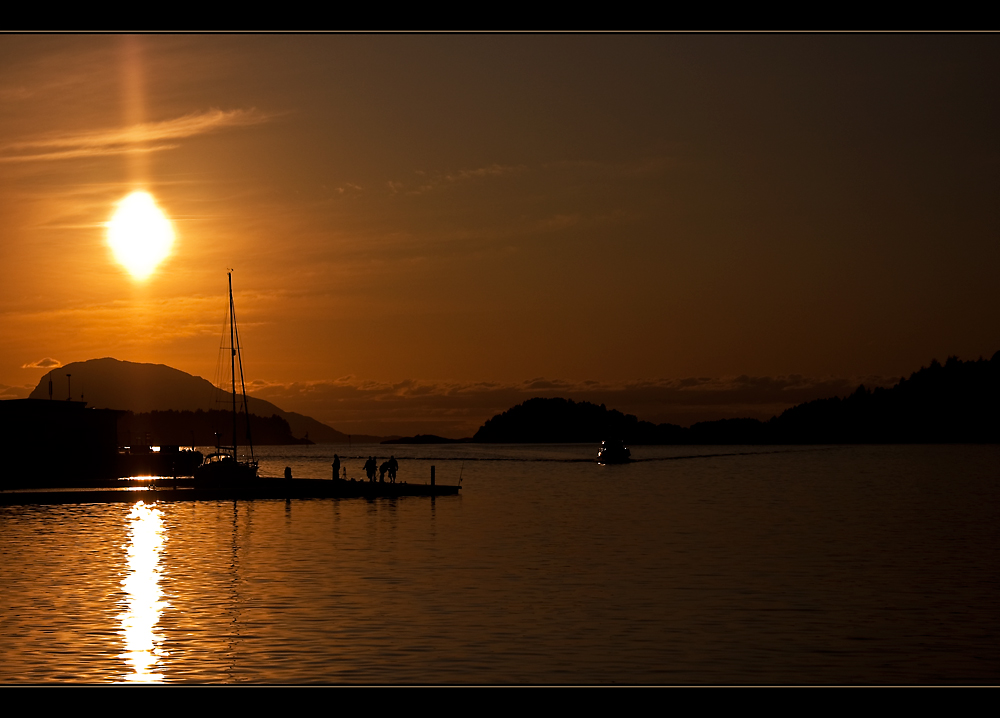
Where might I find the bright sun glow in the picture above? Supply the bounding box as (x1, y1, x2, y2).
(107, 191, 175, 280)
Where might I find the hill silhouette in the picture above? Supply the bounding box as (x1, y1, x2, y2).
(473, 352, 1000, 444)
(27, 358, 386, 444)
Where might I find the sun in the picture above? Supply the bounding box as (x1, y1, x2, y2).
(107, 191, 175, 280)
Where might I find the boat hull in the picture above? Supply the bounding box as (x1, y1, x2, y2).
(597, 439, 632, 464)
(194, 457, 259, 486)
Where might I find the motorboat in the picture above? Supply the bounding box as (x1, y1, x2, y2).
(597, 438, 631, 464)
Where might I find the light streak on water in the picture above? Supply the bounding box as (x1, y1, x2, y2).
(117, 501, 168, 682)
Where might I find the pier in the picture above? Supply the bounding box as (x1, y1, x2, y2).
(0, 477, 460, 506)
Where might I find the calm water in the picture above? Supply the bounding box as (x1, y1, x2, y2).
(1, 443, 998, 684)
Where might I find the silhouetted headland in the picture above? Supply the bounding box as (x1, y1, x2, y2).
(24, 358, 389, 444)
(473, 352, 1000, 444)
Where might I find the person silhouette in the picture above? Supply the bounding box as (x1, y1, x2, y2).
(332, 454, 340, 481)
(388, 455, 398, 483)
(379, 461, 388, 484)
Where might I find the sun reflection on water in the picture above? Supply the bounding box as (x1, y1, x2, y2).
(118, 501, 168, 682)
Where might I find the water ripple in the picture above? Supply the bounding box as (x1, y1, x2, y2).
(1, 445, 999, 683)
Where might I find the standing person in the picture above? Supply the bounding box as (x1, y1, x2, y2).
(388, 455, 398, 483)
(332, 454, 340, 481)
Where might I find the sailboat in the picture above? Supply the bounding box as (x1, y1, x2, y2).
(194, 271, 260, 485)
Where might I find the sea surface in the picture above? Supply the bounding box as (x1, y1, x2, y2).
(1, 443, 998, 685)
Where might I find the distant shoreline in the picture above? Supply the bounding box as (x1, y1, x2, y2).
(382, 434, 472, 445)
(467, 353, 1000, 446)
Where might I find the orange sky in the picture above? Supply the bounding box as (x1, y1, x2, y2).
(2, 35, 999, 436)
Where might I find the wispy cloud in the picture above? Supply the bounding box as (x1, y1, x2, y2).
(0, 108, 272, 163)
(389, 163, 527, 195)
(442, 164, 524, 182)
(542, 155, 678, 177)
(0, 87, 34, 102)
(21, 357, 62, 369)
(5, 296, 231, 345)
(246, 373, 897, 438)
(0, 383, 33, 400)
(0, 143, 182, 164)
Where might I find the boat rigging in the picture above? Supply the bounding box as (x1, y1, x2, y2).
(195, 271, 259, 483)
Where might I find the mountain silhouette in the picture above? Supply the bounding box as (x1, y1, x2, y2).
(27, 358, 384, 444)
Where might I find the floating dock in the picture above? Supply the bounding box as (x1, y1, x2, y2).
(0, 477, 460, 506)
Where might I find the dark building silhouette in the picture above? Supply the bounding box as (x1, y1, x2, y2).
(0, 399, 121, 488)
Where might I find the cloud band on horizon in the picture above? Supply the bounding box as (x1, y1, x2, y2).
(247, 373, 899, 438)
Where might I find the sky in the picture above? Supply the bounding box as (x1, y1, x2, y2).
(1, 34, 999, 437)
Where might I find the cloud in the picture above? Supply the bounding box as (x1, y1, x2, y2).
(534, 214, 582, 231)
(542, 155, 678, 177)
(0, 87, 34, 102)
(246, 373, 897, 439)
(0, 383, 33, 400)
(0, 143, 182, 164)
(21, 357, 62, 369)
(443, 164, 525, 183)
(0, 108, 272, 163)
(388, 163, 527, 196)
(7, 295, 235, 347)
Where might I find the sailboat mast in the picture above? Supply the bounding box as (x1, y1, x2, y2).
(232, 289, 255, 464)
(229, 271, 237, 457)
